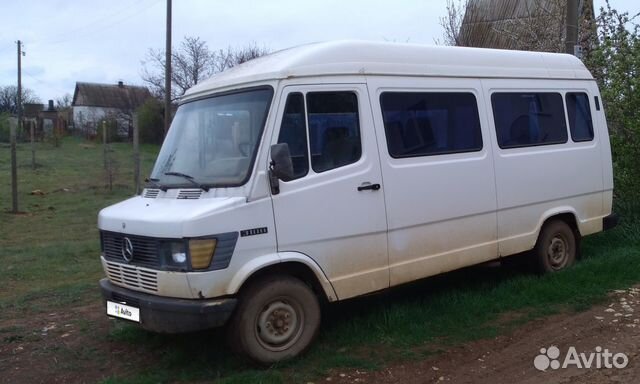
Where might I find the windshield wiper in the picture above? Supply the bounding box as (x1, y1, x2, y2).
(145, 177, 168, 191)
(164, 172, 210, 192)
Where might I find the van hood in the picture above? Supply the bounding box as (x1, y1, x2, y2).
(98, 196, 246, 238)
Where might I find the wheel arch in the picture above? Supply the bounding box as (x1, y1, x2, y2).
(536, 208, 581, 238)
(227, 252, 338, 302)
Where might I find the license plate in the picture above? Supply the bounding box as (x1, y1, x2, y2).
(106, 300, 140, 322)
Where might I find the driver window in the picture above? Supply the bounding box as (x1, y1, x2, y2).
(277, 93, 309, 179)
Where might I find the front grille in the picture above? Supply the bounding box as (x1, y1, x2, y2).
(101, 231, 159, 268)
(105, 260, 158, 293)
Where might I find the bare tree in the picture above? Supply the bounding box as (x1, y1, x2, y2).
(0, 85, 41, 113)
(141, 37, 269, 101)
(438, 0, 469, 46)
(211, 42, 270, 72)
(55, 93, 72, 110)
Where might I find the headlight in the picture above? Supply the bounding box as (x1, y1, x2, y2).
(159, 241, 188, 270)
(189, 239, 217, 270)
(171, 243, 187, 264)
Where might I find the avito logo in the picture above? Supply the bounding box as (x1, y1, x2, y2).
(534, 346, 629, 371)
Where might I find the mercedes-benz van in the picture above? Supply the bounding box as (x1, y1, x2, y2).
(98, 41, 617, 364)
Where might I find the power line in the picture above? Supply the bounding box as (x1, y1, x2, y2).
(31, 0, 162, 47)
(39, 0, 148, 44)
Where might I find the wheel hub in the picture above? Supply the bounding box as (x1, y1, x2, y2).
(256, 300, 301, 350)
(547, 236, 567, 268)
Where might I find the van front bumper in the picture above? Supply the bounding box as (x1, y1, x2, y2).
(99, 278, 237, 333)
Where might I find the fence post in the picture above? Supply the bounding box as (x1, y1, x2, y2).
(10, 120, 18, 213)
(132, 113, 140, 195)
(102, 120, 107, 170)
(30, 122, 35, 169)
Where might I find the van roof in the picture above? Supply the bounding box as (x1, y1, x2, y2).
(184, 40, 593, 98)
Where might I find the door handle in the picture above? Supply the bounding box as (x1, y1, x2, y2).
(357, 183, 381, 192)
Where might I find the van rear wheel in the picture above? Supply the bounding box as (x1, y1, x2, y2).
(533, 220, 576, 273)
(228, 275, 321, 365)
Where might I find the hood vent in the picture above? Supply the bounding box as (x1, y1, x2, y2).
(177, 189, 203, 200)
(143, 189, 160, 198)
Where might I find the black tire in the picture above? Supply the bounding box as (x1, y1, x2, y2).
(533, 219, 577, 273)
(228, 275, 321, 365)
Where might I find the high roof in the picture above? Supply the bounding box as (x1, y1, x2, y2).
(184, 40, 593, 99)
(72, 82, 152, 110)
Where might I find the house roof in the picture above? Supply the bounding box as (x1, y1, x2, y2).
(183, 40, 593, 100)
(72, 82, 152, 110)
(458, 0, 594, 50)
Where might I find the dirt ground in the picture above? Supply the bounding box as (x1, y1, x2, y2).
(1, 287, 639, 384)
(326, 287, 640, 384)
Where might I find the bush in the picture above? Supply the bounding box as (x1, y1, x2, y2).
(0, 112, 10, 142)
(137, 98, 164, 144)
(583, 1, 640, 200)
(95, 118, 120, 144)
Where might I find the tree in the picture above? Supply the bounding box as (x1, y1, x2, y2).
(141, 37, 269, 101)
(0, 85, 41, 114)
(55, 93, 72, 110)
(583, 1, 640, 197)
(211, 42, 271, 73)
(136, 98, 164, 144)
(438, 0, 468, 46)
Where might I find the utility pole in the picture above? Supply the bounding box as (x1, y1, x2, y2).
(164, 0, 172, 137)
(11, 40, 22, 213)
(565, 0, 579, 55)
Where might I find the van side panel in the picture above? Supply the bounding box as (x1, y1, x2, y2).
(482, 79, 607, 257)
(368, 77, 499, 287)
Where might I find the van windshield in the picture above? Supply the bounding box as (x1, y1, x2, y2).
(150, 88, 273, 188)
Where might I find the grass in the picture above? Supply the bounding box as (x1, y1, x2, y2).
(1, 136, 639, 383)
(0, 137, 157, 307)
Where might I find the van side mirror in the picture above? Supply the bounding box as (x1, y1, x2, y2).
(269, 143, 294, 194)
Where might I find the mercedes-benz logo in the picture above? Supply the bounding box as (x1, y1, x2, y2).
(122, 237, 134, 263)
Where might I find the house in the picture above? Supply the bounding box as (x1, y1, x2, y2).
(458, 0, 594, 52)
(72, 81, 152, 138)
(22, 100, 69, 140)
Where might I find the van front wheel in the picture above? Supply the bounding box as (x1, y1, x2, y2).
(534, 220, 577, 273)
(229, 275, 321, 365)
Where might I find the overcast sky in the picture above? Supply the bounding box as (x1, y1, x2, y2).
(0, 0, 637, 103)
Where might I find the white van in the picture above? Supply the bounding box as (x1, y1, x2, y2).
(98, 41, 617, 363)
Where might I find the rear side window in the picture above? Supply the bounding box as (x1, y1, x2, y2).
(277, 93, 309, 179)
(492, 93, 568, 148)
(380, 92, 482, 158)
(566, 92, 594, 142)
(306, 92, 362, 173)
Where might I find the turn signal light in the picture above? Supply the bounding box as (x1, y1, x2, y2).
(189, 239, 217, 270)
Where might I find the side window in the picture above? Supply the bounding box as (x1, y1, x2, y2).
(306, 92, 362, 173)
(380, 92, 482, 157)
(566, 92, 594, 142)
(492, 92, 567, 148)
(277, 93, 309, 179)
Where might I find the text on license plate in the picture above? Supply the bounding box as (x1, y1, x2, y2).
(106, 300, 140, 322)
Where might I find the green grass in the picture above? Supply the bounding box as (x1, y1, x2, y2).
(1, 136, 639, 384)
(0, 137, 157, 307)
